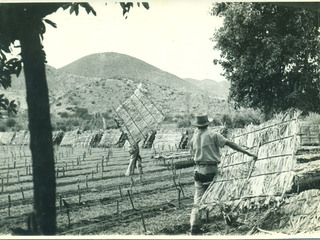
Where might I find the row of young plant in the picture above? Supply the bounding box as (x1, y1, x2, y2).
(0, 145, 194, 234)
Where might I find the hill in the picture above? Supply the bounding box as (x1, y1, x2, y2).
(59, 52, 202, 94)
(184, 78, 230, 99)
(5, 52, 230, 130)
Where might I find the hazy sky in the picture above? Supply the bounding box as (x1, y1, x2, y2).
(42, 1, 225, 81)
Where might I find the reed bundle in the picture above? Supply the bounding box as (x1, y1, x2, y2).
(298, 124, 320, 146)
(152, 129, 182, 151)
(115, 85, 165, 144)
(202, 114, 309, 211)
(11, 130, 28, 145)
(98, 129, 124, 148)
(22, 131, 30, 145)
(73, 130, 102, 148)
(280, 189, 320, 234)
(0, 132, 15, 145)
(60, 130, 81, 146)
(52, 131, 64, 145)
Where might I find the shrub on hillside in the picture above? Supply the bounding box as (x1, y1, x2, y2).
(6, 118, 16, 128)
(211, 117, 221, 126)
(222, 114, 233, 128)
(177, 118, 191, 128)
(74, 107, 91, 120)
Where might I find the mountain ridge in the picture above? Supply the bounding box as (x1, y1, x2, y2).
(7, 52, 230, 126)
(58, 52, 212, 94)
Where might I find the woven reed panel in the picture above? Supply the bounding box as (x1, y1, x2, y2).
(116, 85, 165, 144)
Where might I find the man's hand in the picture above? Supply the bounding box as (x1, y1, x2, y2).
(248, 153, 258, 159)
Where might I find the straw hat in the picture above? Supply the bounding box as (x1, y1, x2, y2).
(193, 114, 212, 127)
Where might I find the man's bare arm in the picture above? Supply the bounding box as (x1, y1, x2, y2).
(225, 140, 257, 158)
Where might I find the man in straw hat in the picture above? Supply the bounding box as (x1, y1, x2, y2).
(189, 114, 257, 235)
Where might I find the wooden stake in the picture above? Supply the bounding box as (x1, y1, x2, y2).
(130, 177, 134, 193)
(63, 200, 71, 227)
(78, 184, 81, 205)
(59, 194, 62, 212)
(178, 188, 181, 208)
(85, 175, 89, 191)
(178, 182, 185, 198)
(1, 178, 3, 193)
(8, 195, 11, 217)
(116, 200, 120, 217)
(141, 212, 147, 232)
(127, 190, 135, 210)
(21, 187, 25, 200)
(17, 171, 20, 182)
(119, 185, 123, 199)
(206, 209, 209, 223)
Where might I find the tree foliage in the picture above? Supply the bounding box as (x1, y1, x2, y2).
(211, 3, 320, 117)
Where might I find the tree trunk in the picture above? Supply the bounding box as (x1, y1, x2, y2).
(20, 27, 56, 234)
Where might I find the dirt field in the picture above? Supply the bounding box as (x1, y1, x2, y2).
(4, 144, 316, 237)
(0, 145, 203, 235)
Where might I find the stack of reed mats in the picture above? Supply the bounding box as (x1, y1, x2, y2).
(98, 129, 124, 148)
(116, 85, 165, 143)
(202, 113, 320, 215)
(152, 129, 183, 151)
